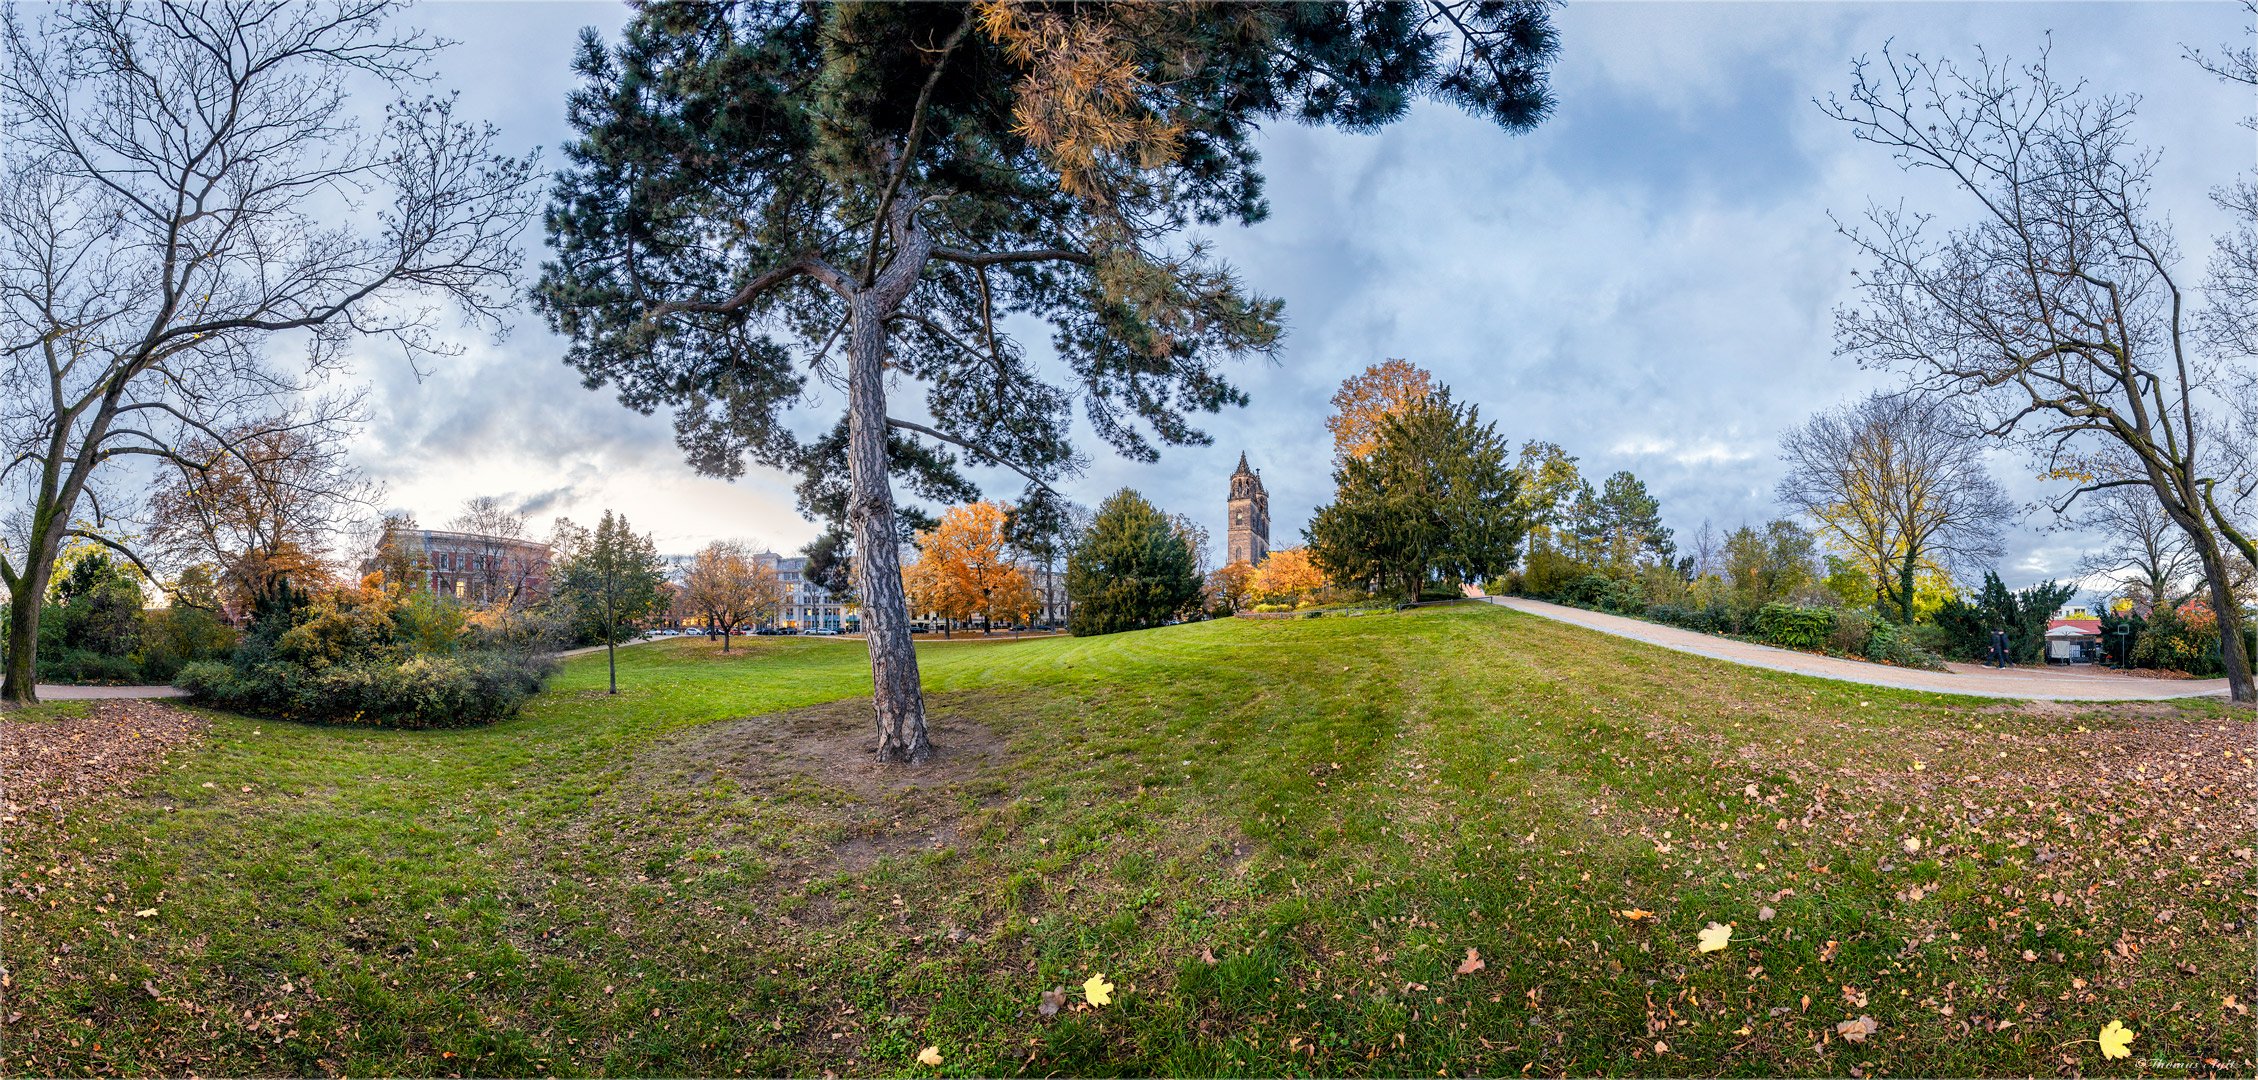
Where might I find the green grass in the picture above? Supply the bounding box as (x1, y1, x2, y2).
(3, 605, 2250, 1077)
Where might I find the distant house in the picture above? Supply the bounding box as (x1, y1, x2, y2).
(2044, 614, 2103, 663)
(365, 527, 551, 605)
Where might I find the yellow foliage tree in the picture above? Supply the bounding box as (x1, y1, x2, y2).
(1325, 359, 1434, 466)
(907, 502, 1037, 634)
(1205, 559, 1257, 613)
(1249, 546, 1326, 605)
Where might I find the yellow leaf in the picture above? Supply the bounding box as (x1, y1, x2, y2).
(133, 908, 157, 918)
(1084, 973, 1114, 1006)
(1618, 909, 1655, 921)
(2098, 1020, 2135, 1060)
(1902, 836, 1921, 854)
(916, 1045, 943, 1067)
(1911, 761, 1926, 772)
(1697, 921, 1733, 953)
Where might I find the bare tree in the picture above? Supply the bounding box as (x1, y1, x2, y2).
(1824, 47, 2258, 700)
(0, 2, 536, 703)
(2067, 463, 2204, 609)
(144, 407, 378, 612)
(1777, 393, 2013, 622)
(1686, 519, 1722, 581)
(447, 495, 540, 608)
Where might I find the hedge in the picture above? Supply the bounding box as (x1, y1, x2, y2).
(1754, 603, 1835, 651)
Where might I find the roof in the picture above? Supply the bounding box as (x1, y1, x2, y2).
(2046, 618, 2102, 636)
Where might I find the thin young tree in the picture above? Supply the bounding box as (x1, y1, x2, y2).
(0, 2, 536, 704)
(1825, 47, 2258, 699)
(1776, 393, 2013, 624)
(535, 2, 1559, 763)
(550, 511, 666, 694)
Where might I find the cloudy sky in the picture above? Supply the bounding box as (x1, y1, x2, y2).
(349, 1, 2252, 591)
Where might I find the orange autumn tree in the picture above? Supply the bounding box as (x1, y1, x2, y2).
(906, 502, 1037, 634)
(1249, 546, 1326, 606)
(1205, 559, 1257, 613)
(1325, 359, 1435, 466)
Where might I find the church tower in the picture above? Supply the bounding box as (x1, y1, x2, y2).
(1227, 452, 1270, 566)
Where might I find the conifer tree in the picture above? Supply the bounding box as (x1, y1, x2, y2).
(1067, 490, 1201, 636)
(535, 1, 1559, 762)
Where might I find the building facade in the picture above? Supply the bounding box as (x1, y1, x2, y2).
(753, 552, 850, 631)
(366, 528, 551, 604)
(1226, 452, 1271, 566)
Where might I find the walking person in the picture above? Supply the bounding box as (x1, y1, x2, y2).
(1989, 626, 2011, 669)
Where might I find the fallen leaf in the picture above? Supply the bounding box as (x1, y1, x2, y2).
(1038, 987, 1067, 1017)
(1455, 948, 1485, 975)
(1757, 906, 1776, 922)
(1837, 1015, 1878, 1042)
(1902, 836, 1921, 854)
(2098, 1020, 2135, 1060)
(1199, 948, 1217, 966)
(133, 908, 157, 918)
(1618, 909, 1655, 921)
(1743, 783, 1759, 798)
(1697, 922, 1733, 953)
(917, 1045, 943, 1067)
(1084, 973, 1114, 1007)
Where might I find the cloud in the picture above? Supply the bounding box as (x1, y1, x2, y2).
(340, 1, 2249, 588)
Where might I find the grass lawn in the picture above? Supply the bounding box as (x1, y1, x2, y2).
(3, 603, 2251, 1076)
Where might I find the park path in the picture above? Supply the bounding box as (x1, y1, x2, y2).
(33, 684, 187, 700)
(1482, 596, 2235, 702)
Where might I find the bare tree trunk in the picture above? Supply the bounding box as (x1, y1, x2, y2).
(846, 294, 930, 764)
(3, 583, 43, 704)
(2193, 547, 2256, 702)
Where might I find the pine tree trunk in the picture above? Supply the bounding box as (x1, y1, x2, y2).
(846, 293, 931, 764)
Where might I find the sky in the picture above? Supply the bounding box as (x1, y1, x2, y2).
(345, 1, 2254, 592)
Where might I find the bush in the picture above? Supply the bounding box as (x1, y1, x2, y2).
(1647, 602, 1725, 634)
(176, 649, 553, 729)
(1828, 610, 1876, 656)
(1754, 603, 1835, 650)
(1862, 619, 1947, 670)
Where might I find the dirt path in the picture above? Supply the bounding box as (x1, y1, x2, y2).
(1483, 596, 2235, 702)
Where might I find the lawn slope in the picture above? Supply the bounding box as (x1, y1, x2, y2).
(2, 604, 2249, 1077)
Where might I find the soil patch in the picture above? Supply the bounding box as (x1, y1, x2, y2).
(1, 700, 208, 826)
(645, 694, 1015, 876)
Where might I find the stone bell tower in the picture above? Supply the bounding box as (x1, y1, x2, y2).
(1226, 452, 1270, 566)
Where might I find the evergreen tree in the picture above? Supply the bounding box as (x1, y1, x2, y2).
(1307, 391, 1524, 600)
(1067, 490, 1201, 637)
(1566, 471, 1676, 573)
(534, 1, 1559, 763)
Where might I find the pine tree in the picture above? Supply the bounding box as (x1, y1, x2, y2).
(534, 2, 1559, 763)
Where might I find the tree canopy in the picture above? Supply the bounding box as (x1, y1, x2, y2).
(1307, 390, 1524, 601)
(534, 0, 1560, 761)
(1067, 489, 1202, 636)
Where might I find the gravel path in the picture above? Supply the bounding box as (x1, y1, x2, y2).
(31, 684, 188, 700)
(1483, 596, 2235, 702)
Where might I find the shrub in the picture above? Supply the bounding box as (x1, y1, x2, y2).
(1862, 619, 1947, 670)
(1647, 603, 1724, 634)
(1828, 610, 1876, 656)
(1754, 603, 1834, 650)
(176, 649, 553, 729)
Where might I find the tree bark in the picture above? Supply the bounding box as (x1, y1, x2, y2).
(3, 581, 44, 704)
(846, 292, 931, 764)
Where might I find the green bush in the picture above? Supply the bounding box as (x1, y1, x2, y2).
(1754, 603, 1835, 651)
(176, 649, 553, 729)
(1827, 610, 1876, 656)
(1862, 619, 1946, 670)
(1647, 602, 1725, 634)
